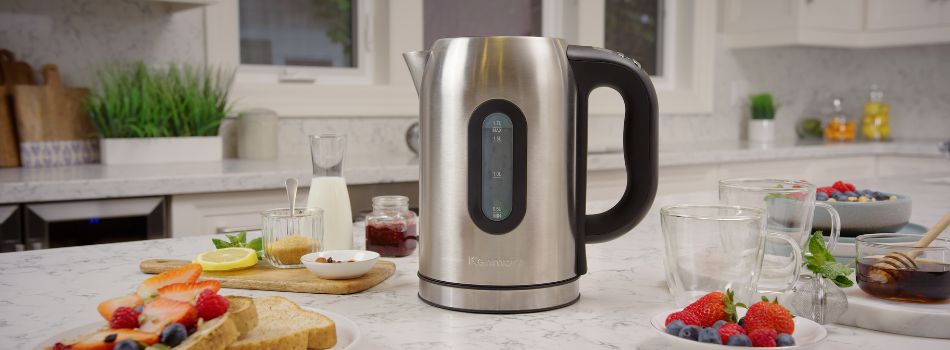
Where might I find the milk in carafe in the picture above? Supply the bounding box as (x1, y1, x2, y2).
(307, 134, 353, 250)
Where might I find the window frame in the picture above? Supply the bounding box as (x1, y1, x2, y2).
(203, 0, 715, 117)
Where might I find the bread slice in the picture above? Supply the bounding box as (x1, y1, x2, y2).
(226, 296, 337, 350)
(226, 296, 259, 336)
(175, 313, 240, 350)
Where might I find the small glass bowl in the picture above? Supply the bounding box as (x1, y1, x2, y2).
(262, 208, 324, 268)
(855, 233, 950, 303)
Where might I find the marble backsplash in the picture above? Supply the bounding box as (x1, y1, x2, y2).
(1, 0, 947, 160)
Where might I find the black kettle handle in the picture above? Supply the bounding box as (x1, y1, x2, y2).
(567, 45, 658, 251)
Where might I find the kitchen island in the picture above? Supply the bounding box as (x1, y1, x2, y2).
(1, 174, 948, 349)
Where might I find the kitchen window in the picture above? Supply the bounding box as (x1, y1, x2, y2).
(204, 0, 714, 116)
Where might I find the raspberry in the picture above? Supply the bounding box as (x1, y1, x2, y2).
(748, 328, 777, 347)
(195, 289, 229, 321)
(109, 306, 140, 329)
(718, 323, 746, 344)
(52, 343, 71, 350)
(816, 186, 835, 195)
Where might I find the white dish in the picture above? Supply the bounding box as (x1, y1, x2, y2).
(33, 306, 360, 350)
(836, 284, 950, 339)
(301, 250, 379, 280)
(650, 309, 827, 349)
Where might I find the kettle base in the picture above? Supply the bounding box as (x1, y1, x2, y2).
(418, 275, 580, 313)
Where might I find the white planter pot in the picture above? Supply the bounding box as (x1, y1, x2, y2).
(748, 119, 776, 143)
(100, 136, 222, 164)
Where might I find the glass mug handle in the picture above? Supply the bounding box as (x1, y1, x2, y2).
(814, 202, 841, 251)
(763, 232, 803, 293)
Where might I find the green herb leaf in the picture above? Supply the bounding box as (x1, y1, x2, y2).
(211, 238, 233, 249)
(235, 231, 247, 244)
(803, 231, 854, 287)
(226, 233, 244, 245)
(246, 237, 263, 252)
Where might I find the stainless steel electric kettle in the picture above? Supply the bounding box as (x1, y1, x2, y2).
(405, 36, 657, 313)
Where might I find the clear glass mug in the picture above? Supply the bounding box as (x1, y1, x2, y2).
(719, 179, 840, 294)
(661, 205, 802, 306)
(262, 208, 324, 268)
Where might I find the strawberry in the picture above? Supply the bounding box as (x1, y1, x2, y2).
(136, 263, 202, 300)
(157, 280, 221, 304)
(717, 323, 746, 344)
(744, 297, 795, 335)
(64, 329, 158, 350)
(109, 306, 140, 329)
(195, 289, 230, 321)
(831, 181, 855, 193)
(139, 298, 198, 333)
(748, 328, 778, 347)
(96, 294, 143, 321)
(664, 310, 702, 326)
(683, 289, 744, 327)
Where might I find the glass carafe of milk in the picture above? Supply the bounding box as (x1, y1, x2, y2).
(308, 134, 353, 250)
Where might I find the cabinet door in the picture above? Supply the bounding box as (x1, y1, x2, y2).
(866, 0, 943, 30)
(798, 0, 863, 31)
(170, 190, 300, 237)
(877, 156, 950, 177)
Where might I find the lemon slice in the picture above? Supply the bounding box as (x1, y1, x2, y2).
(196, 247, 258, 271)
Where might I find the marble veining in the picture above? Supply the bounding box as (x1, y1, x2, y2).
(1, 175, 949, 349)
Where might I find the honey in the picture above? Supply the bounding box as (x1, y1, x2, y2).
(856, 257, 950, 302)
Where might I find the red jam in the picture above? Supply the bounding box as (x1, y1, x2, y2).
(366, 219, 417, 257)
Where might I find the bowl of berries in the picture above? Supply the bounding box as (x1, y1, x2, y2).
(652, 291, 827, 349)
(813, 181, 912, 237)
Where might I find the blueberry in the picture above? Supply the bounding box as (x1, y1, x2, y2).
(711, 320, 728, 330)
(665, 320, 686, 335)
(677, 325, 701, 340)
(874, 192, 890, 200)
(831, 190, 842, 196)
(727, 334, 753, 346)
(738, 317, 745, 327)
(816, 192, 829, 201)
(776, 333, 796, 346)
(133, 305, 143, 313)
(861, 189, 874, 195)
(113, 339, 142, 350)
(160, 323, 188, 347)
(698, 327, 721, 344)
(833, 193, 849, 201)
(844, 191, 858, 197)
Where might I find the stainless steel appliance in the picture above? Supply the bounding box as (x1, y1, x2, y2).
(0, 197, 166, 252)
(404, 36, 658, 313)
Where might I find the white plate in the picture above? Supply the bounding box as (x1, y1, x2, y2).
(301, 250, 380, 280)
(32, 306, 360, 350)
(650, 309, 827, 349)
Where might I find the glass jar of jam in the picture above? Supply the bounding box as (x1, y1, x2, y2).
(365, 196, 418, 257)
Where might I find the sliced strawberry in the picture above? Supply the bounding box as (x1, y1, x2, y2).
(157, 280, 221, 303)
(96, 294, 144, 322)
(67, 329, 158, 350)
(139, 298, 198, 333)
(136, 263, 202, 300)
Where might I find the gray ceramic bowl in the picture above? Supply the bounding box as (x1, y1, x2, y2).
(813, 195, 912, 237)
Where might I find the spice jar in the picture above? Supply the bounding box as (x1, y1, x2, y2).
(365, 196, 418, 257)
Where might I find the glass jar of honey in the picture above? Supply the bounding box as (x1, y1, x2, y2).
(825, 98, 855, 142)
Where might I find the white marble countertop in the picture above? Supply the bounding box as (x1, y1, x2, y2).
(1, 174, 948, 349)
(1, 139, 945, 204)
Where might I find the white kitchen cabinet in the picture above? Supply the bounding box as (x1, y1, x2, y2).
(721, 0, 950, 48)
(170, 190, 296, 237)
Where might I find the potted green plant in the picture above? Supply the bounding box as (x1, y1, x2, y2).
(85, 62, 234, 164)
(749, 93, 776, 143)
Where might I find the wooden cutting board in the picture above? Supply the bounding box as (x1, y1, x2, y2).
(140, 259, 396, 295)
(0, 49, 34, 167)
(12, 64, 98, 167)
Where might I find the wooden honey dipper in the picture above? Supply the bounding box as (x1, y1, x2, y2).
(873, 211, 950, 274)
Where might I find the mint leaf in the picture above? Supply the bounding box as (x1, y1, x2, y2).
(246, 237, 263, 252)
(226, 234, 242, 245)
(235, 231, 247, 244)
(803, 231, 854, 287)
(212, 238, 233, 249)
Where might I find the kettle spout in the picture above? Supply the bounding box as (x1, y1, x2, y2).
(403, 50, 429, 96)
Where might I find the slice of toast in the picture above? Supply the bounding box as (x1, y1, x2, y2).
(226, 296, 337, 350)
(225, 296, 259, 336)
(175, 313, 240, 350)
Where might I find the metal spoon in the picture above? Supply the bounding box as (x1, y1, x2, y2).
(286, 178, 298, 217)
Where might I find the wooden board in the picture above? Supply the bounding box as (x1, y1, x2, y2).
(140, 259, 396, 295)
(0, 49, 34, 167)
(12, 64, 98, 167)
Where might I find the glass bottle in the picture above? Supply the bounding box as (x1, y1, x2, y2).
(861, 84, 890, 141)
(824, 98, 855, 142)
(365, 195, 418, 257)
(307, 134, 353, 250)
